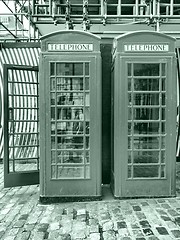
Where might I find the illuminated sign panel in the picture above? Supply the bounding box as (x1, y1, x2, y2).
(48, 43, 93, 51)
(124, 44, 169, 52)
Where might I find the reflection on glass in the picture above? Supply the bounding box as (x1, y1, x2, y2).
(133, 137, 160, 150)
(51, 107, 55, 119)
(128, 166, 132, 178)
(134, 78, 159, 91)
(85, 63, 89, 75)
(85, 77, 89, 90)
(50, 77, 55, 91)
(86, 165, 90, 178)
(57, 166, 84, 178)
(128, 152, 132, 163)
(161, 166, 165, 177)
(86, 137, 89, 149)
(162, 78, 165, 91)
(133, 151, 159, 163)
(130, 93, 160, 106)
(161, 151, 165, 163)
(128, 137, 131, 149)
(57, 150, 84, 163)
(86, 122, 90, 134)
(133, 165, 159, 178)
(162, 63, 166, 76)
(134, 64, 159, 76)
(134, 108, 159, 120)
(85, 93, 90, 106)
(86, 151, 90, 163)
(51, 93, 55, 105)
(128, 123, 132, 135)
(51, 151, 56, 163)
(162, 108, 165, 120)
(128, 63, 132, 76)
(128, 78, 131, 91)
(162, 93, 166, 105)
(51, 136, 55, 149)
(133, 122, 160, 134)
(50, 63, 55, 76)
(56, 63, 83, 76)
(128, 108, 132, 120)
(51, 165, 56, 178)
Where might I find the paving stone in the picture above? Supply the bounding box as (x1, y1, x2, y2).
(136, 212, 146, 220)
(160, 215, 171, 221)
(167, 209, 179, 217)
(102, 220, 114, 231)
(103, 230, 116, 240)
(139, 220, 151, 228)
(171, 229, 180, 238)
(156, 227, 169, 235)
(87, 232, 100, 240)
(133, 206, 142, 211)
(116, 221, 127, 229)
(142, 228, 154, 236)
(15, 231, 31, 240)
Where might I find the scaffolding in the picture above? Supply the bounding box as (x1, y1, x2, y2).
(0, 0, 180, 41)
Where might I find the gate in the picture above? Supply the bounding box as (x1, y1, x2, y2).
(4, 64, 39, 187)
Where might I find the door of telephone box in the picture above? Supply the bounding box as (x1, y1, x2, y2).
(39, 31, 101, 202)
(111, 31, 176, 198)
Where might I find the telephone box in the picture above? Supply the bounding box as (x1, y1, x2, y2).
(39, 30, 101, 202)
(111, 31, 176, 198)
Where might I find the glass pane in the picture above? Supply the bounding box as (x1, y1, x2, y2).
(134, 108, 159, 120)
(51, 165, 56, 178)
(51, 151, 56, 163)
(57, 93, 84, 106)
(128, 63, 132, 76)
(86, 137, 89, 149)
(161, 151, 165, 163)
(133, 165, 159, 178)
(86, 122, 90, 134)
(51, 107, 55, 119)
(56, 63, 83, 76)
(50, 63, 55, 76)
(51, 93, 55, 105)
(57, 107, 72, 120)
(162, 78, 166, 91)
(134, 78, 159, 91)
(134, 122, 161, 134)
(134, 64, 159, 76)
(133, 151, 159, 163)
(85, 77, 89, 90)
(85, 93, 90, 106)
(128, 152, 132, 163)
(57, 136, 78, 149)
(128, 166, 132, 178)
(57, 166, 84, 178)
(51, 136, 56, 149)
(161, 166, 165, 177)
(86, 165, 90, 178)
(162, 93, 166, 105)
(128, 137, 132, 149)
(50, 77, 56, 91)
(131, 93, 160, 106)
(56, 77, 83, 91)
(57, 150, 84, 163)
(128, 78, 131, 91)
(85, 63, 89, 75)
(86, 151, 90, 163)
(128, 123, 132, 135)
(162, 63, 166, 76)
(128, 108, 132, 120)
(133, 137, 160, 149)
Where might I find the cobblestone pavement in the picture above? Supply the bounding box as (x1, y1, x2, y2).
(1, 164, 180, 240)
